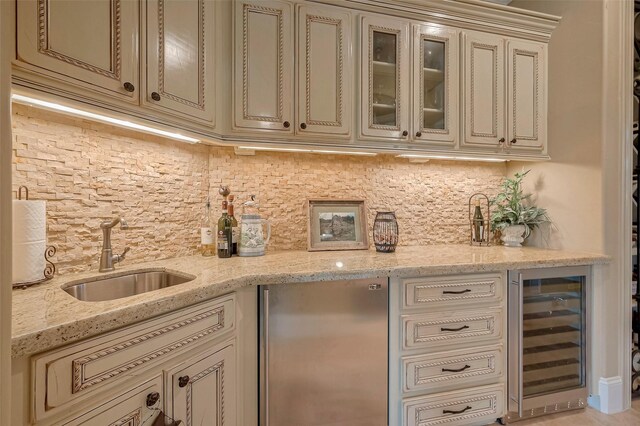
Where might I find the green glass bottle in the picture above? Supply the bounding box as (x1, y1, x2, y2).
(217, 200, 233, 258)
(228, 195, 239, 255)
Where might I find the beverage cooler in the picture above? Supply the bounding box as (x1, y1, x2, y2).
(506, 266, 590, 423)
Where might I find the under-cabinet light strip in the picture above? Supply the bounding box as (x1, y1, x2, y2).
(237, 146, 377, 156)
(11, 94, 201, 143)
(396, 154, 507, 162)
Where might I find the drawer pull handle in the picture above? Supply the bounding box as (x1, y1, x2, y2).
(442, 289, 472, 295)
(443, 405, 472, 415)
(151, 91, 161, 101)
(441, 325, 469, 332)
(146, 391, 160, 407)
(178, 375, 190, 388)
(442, 364, 471, 373)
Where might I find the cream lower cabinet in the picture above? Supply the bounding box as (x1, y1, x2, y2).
(16, 0, 139, 103)
(60, 376, 163, 426)
(461, 30, 547, 155)
(390, 273, 507, 426)
(25, 294, 238, 426)
(145, 0, 216, 125)
(165, 342, 237, 426)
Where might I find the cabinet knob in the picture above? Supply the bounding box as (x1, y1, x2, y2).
(151, 92, 161, 101)
(498, 137, 506, 145)
(510, 138, 517, 144)
(415, 131, 422, 138)
(402, 130, 408, 137)
(146, 392, 160, 407)
(178, 375, 190, 388)
(300, 122, 307, 130)
(283, 121, 290, 128)
(123, 82, 135, 92)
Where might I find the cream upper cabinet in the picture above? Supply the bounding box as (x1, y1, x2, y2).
(234, 0, 294, 133)
(360, 15, 411, 140)
(506, 39, 547, 151)
(296, 5, 352, 137)
(17, 0, 139, 102)
(412, 24, 459, 146)
(166, 342, 237, 426)
(145, 0, 216, 125)
(461, 31, 505, 149)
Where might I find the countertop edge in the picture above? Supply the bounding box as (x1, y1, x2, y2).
(11, 252, 608, 358)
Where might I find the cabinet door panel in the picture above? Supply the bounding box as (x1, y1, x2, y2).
(166, 341, 237, 426)
(297, 6, 352, 137)
(507, 40, 546, 151)
(61, 376, 162, 426)
(360, 15, 410, 139)
(17, 0, 139, 102)
(462, 32, 504, 148)
(146, 0, 215, 124)
(234, 0, 293, 132)
(412, 25, 458, 146)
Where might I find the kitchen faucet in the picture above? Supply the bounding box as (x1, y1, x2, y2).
(99, 216, 130, 272)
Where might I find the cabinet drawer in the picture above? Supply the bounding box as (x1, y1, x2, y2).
(402, 308, 502, 352)
(402, 273, 502, 309)
(33, 294, 235, 422)
(403, 384, 505, 426)
(402, 346, 503, 394)
(61, 376, 162, 426)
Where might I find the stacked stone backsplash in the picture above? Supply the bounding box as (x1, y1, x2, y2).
(12, 104, 506, 275)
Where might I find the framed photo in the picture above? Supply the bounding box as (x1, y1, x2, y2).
(307, 199, 369, 251)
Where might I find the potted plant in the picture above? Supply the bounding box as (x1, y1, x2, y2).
(490, 170, 550, 247)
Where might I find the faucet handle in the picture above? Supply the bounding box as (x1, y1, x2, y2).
(120, 218, 129, 229)
(113, 247, 130, 264)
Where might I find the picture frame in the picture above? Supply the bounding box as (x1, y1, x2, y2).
(307, 199, 369, 251)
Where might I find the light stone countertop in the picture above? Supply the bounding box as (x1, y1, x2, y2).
(11, 245, 609, 358)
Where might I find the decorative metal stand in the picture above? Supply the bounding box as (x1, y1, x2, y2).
(468, 193, 491, 246)
(13, 185, 57, 289)
(13, 246, 57, 289)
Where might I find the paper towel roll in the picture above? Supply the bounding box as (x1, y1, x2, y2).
(13, 199, 47, 284)
(12, 240, 46, 284)
(13, 200, 46, 243)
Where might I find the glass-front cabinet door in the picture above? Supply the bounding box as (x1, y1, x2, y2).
(360, 15, 410, 140)
(412, 25, 458, 146)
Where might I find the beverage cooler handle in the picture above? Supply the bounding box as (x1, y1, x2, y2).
(262, 288, 270, 426)
(515, 273, 524, 418)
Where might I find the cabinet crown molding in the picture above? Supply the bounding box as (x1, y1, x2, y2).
(310, 0, 560, 42)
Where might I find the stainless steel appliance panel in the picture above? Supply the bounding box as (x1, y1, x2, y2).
(260, 278, 389, 426)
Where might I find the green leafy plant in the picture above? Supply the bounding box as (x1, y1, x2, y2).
(490, 170, 550, 238)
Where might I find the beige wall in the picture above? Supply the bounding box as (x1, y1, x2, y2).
(511, 0, 632, 410)
(12, 104, 506, 275)
(510, 0, 604, 252)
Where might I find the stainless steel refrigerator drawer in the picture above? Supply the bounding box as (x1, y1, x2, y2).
(402, 273, 503, 309)
(402, 307, 503, 352)
(260, 278, 388, 426)
(402, 345, 504, 394)
(403, 384, 505, 426)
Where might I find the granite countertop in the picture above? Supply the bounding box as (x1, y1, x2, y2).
(11, 245, 608, 358)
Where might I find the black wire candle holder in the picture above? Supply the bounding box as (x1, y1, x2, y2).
(373, 211, 399, 253)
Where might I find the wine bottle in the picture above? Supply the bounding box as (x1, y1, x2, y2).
(472, 200, 484, 243)
(201, 200, 215, 257)
(217, 200, 233, 258)
(228, 195, 239, 255)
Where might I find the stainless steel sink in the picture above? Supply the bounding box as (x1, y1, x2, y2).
(62, 269, 196, 302)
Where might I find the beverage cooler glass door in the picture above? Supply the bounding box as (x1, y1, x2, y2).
(508, 266, 590, 417)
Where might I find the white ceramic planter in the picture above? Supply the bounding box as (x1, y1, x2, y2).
(501, 224, 527, 247)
